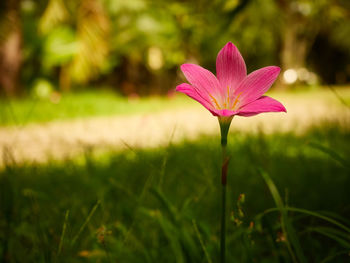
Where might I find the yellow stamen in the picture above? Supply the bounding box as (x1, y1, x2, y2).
(226, 86, 230, 108)
(232, 92, 242, 110)
(209, 93, 221, 109)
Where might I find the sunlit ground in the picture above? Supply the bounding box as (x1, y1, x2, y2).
(0, 86, 350, 165)
(0, 86, 349, 125)
(1, 87, 350, 262)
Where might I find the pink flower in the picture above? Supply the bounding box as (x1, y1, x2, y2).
(176, 42, 286, 118)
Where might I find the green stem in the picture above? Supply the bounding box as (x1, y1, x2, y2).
(220, 175, 227, 263)
(218, 117, 232, 263)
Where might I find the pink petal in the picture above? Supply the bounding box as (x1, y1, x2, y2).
(176, 83, 217, 115)
(180, 63, 222, 101)
(233, 66, 280, 107)
(237, 96, 286, 117)
(216, 42, 246, 91)
(211, 108, 238, 117)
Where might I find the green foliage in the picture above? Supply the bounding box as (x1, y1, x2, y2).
(1, 0, 347, 95)
(1, 121, 350, 262)
(42, 26, 77, 71)
(225, 0, 282, 70)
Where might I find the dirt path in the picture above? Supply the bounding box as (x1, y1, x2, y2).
(1, 92, 349, 165)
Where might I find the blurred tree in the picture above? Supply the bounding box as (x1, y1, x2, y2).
(1, 0, 349, 96)
(278, 0, 331, 70)
(39, 0, 110, 91)
(218, 0, 281, 71)
(39, 0, 72, 91)
(311, 0, 350, 84)
(104, 0, 252, 95)
(0, 0, 22, 96)
(224, 0, 350, 85)
(70, 0, 110, 86)
(276, 0, 350, 84)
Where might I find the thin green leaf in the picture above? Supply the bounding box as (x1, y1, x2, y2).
(72, 200, 100, 245)
(309, 142, 349, 169)
(56, 210, 69, 260)
(192, 219, 213, 263)
(259, 207, 350, 234)
(305, 227, 350, 248)
(260, 168, 307, 263)
(320, 250, 350, 263)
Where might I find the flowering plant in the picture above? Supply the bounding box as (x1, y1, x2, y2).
(176, 42, 286, 263)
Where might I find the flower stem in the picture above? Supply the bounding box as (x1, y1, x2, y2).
(218, 117, 232, 263)
(220, 169, 227, 263)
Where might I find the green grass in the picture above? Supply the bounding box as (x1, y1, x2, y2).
(0, 90, 190, 126)
(1, 121, 350, 262)
(1, 86, 350, 126)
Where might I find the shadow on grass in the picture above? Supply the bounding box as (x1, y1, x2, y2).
(1, 121, 350, 263)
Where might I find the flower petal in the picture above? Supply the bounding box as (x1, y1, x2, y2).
(176, 83, 217, 115)
(180, 63, 222, 101)
(233, 66, 280, 107)
(216, 42, 246, 91)
(237, 96, 286, 117)
(211, 108, 238, 117)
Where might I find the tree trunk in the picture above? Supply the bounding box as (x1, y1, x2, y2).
(281, 19, 308, 70)
(277, 0, 321, 89)
(59, 65, 71, 92)
(0, 0, 22, 97)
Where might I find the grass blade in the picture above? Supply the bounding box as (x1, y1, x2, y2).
(320, 250, 350, 263)
(305, 227, 350, 248)
(259, 207, 350, 234)
(72, 200, 100, 245)
(192, 219, 212, 263)
(56, 210, 69, 260)
(309, 142, 349, 169)
(260, 168, 307, 263)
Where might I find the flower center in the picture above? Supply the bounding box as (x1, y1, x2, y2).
(209, 86, 242, 111)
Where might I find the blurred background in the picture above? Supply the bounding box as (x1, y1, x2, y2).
(1, 1, 350, 262)
(1, 0, 350, 97)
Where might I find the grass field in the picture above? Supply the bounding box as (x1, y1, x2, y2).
(1, 119, 350, 262)
(1, 86, 350, 126)
(0, 90, 188, 126)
